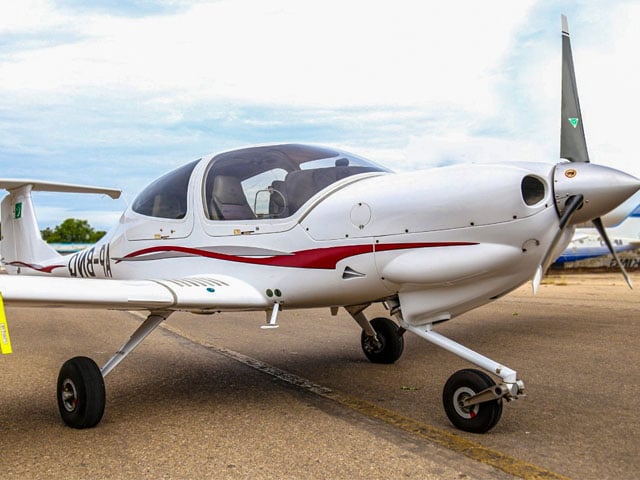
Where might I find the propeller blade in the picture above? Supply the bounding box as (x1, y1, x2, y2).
(560, 14, 590, 163)
(533, 194, 584, 294)
(592, 217, 633, 288)
(549, 16, 637, 293)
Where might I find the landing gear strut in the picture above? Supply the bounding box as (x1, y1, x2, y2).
(346, 305, 404, 364)
(56, 311, 171, 428)
(402, 321, 525, 434)
(347, 300, 524, 434)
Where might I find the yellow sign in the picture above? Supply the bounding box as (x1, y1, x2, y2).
(0, 294, 12, 354)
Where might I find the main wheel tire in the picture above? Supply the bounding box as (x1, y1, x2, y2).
(360, 317, 404, 364)
(57, 356, 105, 429)
(442, 368, 503, 434)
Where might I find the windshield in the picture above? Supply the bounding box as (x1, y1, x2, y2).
(203, 144, 389, 220)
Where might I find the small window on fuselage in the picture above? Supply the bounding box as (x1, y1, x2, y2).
(132, 160, 199, 219)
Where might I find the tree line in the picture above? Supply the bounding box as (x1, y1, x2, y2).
(41, 218, 106, 243)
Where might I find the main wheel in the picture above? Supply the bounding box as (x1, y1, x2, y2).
(360, 317, 404, 364)
(57, 356, 105, 429)
(442, 368, 503, 434)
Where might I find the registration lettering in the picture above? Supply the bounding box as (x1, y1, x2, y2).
(68, 244, 112, 278)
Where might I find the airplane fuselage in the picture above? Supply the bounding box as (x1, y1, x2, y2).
(42, 152, 565, 326)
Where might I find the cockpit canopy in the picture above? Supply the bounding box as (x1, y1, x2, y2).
(204, 144, 390, 220)
(131, 160, 198, 220)
(132, 144, 390, 221)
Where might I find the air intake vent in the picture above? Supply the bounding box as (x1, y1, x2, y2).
(521, 175, 546, 206)
(342, 267, 365, 279)
(163, 278, 229, 287)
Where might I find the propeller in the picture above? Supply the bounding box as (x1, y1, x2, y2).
(533, 194, 583, 294)
(560, 15, 589, 164)
(533, 16, 640, 292)
(592, 217, 633, 288)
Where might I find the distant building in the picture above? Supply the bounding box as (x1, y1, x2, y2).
(49, 243, 92, 255)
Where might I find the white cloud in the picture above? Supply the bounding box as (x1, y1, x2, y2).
(0, 1, 64, 34)
(575, 2, 640, 177)
(401, 3, 640, 174)
(2, 1, 640, 229)
(404, 132, 553, 171)
(1, 0, 534, 111)
(34, 205, 123, 230)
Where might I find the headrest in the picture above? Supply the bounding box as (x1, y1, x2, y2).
(212, 175, 247, 205)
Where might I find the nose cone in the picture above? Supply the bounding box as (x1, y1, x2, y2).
(554, 163, 640, 225)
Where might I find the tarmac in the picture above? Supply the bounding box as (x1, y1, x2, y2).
(1, 272, 638, 479)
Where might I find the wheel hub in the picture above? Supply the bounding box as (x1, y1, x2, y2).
(453, 386, 479, 419)
(61, 378, 79, 413)
(363, 335, 383, 353)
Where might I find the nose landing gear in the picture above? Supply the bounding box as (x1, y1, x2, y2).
(347, 302, 524, 434)
(442, 368, 503, 434)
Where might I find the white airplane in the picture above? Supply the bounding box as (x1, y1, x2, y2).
(0, 17, 638, 434)
(555, 204, 640, 264)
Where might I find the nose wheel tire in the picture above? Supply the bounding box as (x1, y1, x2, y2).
(57, 356, 105, 429)
(442, 368, 503, 434)
(360, 317, 404, 364)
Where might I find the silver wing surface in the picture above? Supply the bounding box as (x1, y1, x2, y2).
(0, 275, 268, 311)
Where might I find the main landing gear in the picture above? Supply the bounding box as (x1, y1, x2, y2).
(347, 304, 524, 434)
(57, 305, 522, 433)
(361, 317, 404, 364)
(57, 356, 105, 429)
(56, 311, 171, 429)
(346, 305, 405, 364)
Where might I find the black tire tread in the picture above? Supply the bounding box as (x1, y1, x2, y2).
(442, 368, 503, 434)
(57, 356, 105, 429)
(360, 317, 404, 364)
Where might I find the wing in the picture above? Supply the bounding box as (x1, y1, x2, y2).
(569, 233, 589, 242)
(0, 274, 268, 312)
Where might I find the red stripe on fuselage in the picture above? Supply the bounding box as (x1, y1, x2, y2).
(6, 261, 65, 274)
(119, 242, 477, 270)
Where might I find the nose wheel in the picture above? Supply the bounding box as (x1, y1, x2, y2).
(442, 368, 503, 434)
(57, 356, 105, 429)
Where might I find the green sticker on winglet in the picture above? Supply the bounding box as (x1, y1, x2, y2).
(14, 202, 22, 219)
(568, 117, 579, 128)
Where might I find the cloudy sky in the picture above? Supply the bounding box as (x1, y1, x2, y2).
(1, 0, 639, 230)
